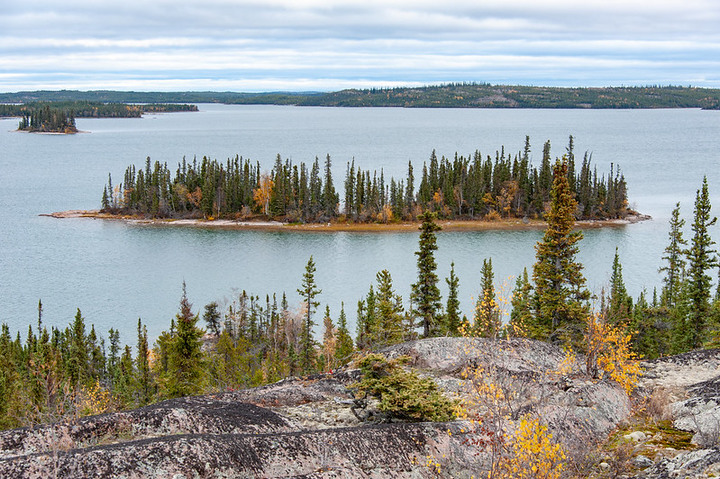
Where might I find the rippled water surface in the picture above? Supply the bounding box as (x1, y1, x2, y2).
(1, 105, 719, 342)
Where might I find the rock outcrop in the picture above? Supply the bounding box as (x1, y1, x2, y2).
(0, 337, 635, 478)
(630, 348, 720, 478)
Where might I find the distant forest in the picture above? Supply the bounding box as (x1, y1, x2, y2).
(102, 136, 629, 223)
(2, 84, 720, 109)
(1, 101, 197, 120)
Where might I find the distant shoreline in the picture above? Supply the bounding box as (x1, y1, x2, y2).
(42, 210, 652, 233)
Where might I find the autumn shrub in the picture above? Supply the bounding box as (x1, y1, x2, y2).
(585, 313, 643, 394)
(352, 353, 456, 422)
(76, 380, 114, 417)
(494, 414, 566, 479)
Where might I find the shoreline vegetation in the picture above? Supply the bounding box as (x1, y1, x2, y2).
(99, 138, 632, 225)
(2, 84, 720, 109)
(43, 209, 651, 232)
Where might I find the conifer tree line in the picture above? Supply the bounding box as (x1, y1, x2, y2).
(4, 157, 717, 431)
(17, 105, 77, 133)
(5, 101, 197, 124)
(101, 136, 629, 223)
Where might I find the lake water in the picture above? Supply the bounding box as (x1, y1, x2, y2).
(1, 104, 719, 344)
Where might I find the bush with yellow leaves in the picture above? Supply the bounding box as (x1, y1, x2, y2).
(585, 313, 643, 394)
(493, 414, 566, 479)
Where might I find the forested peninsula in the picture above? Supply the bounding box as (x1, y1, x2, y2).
(100, 137, 631, 225)
(2, 84, 720, 109)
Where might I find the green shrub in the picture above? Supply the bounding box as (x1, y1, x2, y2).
(353, 353, 456, 422)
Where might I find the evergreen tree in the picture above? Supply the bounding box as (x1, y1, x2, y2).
(322, 154, 338, 217)
(608, 248, 631, 323)
(114, 345, 135, 408)
(335, 303, 354, 364)
(444, 262, 461, 336)
(659, 202, 688, 307)
(321, 306, 336, 371)
(474, 258, 500, 338)
(164, 283, 204, 398)
(67, 308, 89, 388)
(135, 318, 154, 406)
(372, 270, 405, 346)
(509, 268, 533, 337)
(531, 158, 590, 346)
(202, 301, 222, 336)
(410, 211, 442, 337)
(683, 177, 718, 349)
(107, 328, 121, 387)
(297, 256, 321, 373)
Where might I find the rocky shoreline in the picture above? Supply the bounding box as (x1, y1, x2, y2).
(43, 210, 652, 233)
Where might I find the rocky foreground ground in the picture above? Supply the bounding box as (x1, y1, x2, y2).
(1, 337, 719, 478)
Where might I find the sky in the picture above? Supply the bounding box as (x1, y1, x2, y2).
(2, 0, 720, 92)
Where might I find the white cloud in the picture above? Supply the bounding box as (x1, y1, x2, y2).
(2, 0, 720, 90)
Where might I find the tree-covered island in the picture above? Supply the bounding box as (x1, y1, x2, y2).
(100, 136, 631, 225)
(6, 101, 198, 133)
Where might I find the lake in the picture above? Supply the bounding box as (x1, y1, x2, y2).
(1, 104, 719, 344)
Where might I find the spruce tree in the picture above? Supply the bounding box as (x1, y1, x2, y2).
(659, 202, 687, 307)
(202, 301, 222, 336)
(164, 283, 204, 398)
(444, 262, 461, 336)
(373, 270, 405, 346)
(411, 211, 442, 337)
(531, 158, 590, 346)
(683, 177, 717, 349)
(67, 308, 89, 388)
(608, 248, 631, 323)
(321, 306, 336, 371)
(322, 154, 338, 218)
(474, 258, 500, 338)
(335, 303, 354, 364)
(509, 267, 533, 337)
(297, 256, 321, 373)
(135, 318, 154, 406)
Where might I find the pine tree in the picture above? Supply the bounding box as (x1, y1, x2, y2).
(411, 211, 442, 337)
(297, 256, 321, 373)
(164, 282, 204, 398)
(531, 158, 590, 346)
(683, 177, 718, 349)
(659, 202, 687, 307)
(474, 258, 500, 338)
(444, 262, 461, 336)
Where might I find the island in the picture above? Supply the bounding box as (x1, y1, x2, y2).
(6, 101, 198, 134)
(45, 137, 643, 229)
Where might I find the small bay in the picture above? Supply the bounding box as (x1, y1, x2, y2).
(1, 104, 719, 343)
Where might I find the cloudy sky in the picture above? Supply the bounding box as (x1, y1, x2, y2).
(2, 0, 719, 92)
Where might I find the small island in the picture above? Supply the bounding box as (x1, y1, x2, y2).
(17, 104, 78, 133)
(87, 137, 639, 229)
(8, 101, 198, 134)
